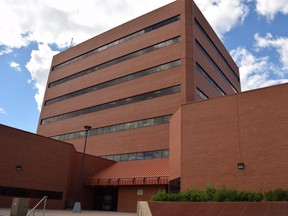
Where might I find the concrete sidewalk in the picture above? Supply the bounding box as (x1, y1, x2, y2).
(0, 208, 136, 216)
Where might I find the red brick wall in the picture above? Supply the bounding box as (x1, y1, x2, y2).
(169, 108, 182, 181)
(67, 153, 114, 210)
(148, 202, 288, 216)
(117, 185, 167, 212)
(0, 125, 75, 209)
(0, 125, 114, 209)
(176, 83, 288, 191)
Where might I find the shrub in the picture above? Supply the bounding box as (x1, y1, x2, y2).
(152, 190, 179, 202)
(152, 190, 170, 201)
(178, 189, 207, 202)
(264, 188, 288, 201)
(205, 182, 216, 201)
(152, 184, 288, 202)
(237, 190, 263, 202)
(213, 187, 238, 202)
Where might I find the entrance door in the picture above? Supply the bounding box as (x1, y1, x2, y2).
(93, 186, 118, 211)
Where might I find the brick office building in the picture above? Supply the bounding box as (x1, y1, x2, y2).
(35, 0, 239, 212)
(1, 83, 287, 212)
(1, 0, 287, 213)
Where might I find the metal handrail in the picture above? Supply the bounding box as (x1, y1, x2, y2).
(26, 196, 48, 216)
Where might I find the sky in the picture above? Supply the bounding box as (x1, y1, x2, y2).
(0, 0, 288, 133)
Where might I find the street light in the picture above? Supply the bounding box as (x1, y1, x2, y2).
(73, 125, 92, 213)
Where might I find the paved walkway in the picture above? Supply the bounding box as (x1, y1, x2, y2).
(0, 208, 136, 216)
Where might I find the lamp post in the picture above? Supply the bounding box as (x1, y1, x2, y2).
(73, 125, 92, 213)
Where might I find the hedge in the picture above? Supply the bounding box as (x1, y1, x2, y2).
(152, 184, 288, 202)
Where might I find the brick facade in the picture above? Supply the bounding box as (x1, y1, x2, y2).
(170, 83, 288, 192)
(3, 0, 287, 213)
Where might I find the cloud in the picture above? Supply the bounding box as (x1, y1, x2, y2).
(9, 61, 21, 72)
(194, 0, 249, 38)
(255, 0, 288, 20)
(25, 43, 59, 111)
(230, 47, 288, 91)
(0, 46, 12, 56)
(0, 0, 174, 50)
(0, 108, 7, 116)
(254, 33, 288, 70)
(0, 0, 174, 112)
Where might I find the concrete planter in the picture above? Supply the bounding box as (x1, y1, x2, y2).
(137, 201, 288, 216)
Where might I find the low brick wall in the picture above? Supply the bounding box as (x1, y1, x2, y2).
(137, 202, 288, 216)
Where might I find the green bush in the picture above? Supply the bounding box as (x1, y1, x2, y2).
(152, 184, 288, 202)
(178, 189, 207, 202)
(213, 187, 238, 202)
(264, 188, 288, 201)
(237, 190, 263, 202)
(152, 190, 170, 201)
(152, 190, 178, 201)
(205, 182, 216, 201)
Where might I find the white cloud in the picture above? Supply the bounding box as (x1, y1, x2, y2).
(230, 47, 288, 91)
(25, 43, 59, 111)
(194, 0, 249, 38)
(0, 108, 7, 115)
(0, 0, 175, 50)
(9, 61, 21, 72)
(0, 0, 174, 111)
(0, 47, 12, 56)
(254, 33, 288, 70)
(255, 0, 288, 20)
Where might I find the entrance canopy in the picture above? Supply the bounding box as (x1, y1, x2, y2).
(84, 158, 169, 186)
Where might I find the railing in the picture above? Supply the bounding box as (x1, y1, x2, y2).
(26, 196, 48, 216)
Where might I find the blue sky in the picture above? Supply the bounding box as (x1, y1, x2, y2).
(0, 0, 288, 133)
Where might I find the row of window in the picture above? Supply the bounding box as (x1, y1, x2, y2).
(51, 115, 171, 141)
(195, 40, 238, 93)
(45, 60, 181, 106)
(101, 149, 169, 162)
(52, 16, 180, 71)
(41, 85, 180, 125)
(0, 186, 63, 200)
(196, 63, 226, 96)
(194, 18, 239, 82)
(49, 36, 181, 88)
(196, 87, 209, 100)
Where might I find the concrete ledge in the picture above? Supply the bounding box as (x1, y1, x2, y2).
(137, 202, 152, 216)
(144, 201, 288, 216)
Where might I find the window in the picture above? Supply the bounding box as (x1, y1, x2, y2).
(42, 85, 180, 125)
(196, 87, 208, 100)
(51, 115, 172, 141)
(194, 18, 239, 82)
(195, 40, 238, 93)
(128, 153, 136, 161)
(52, 16, 180, 71)
(0, 186, 63, 200)
(101, 149, 169, 162)
(120, 154, 129, 161)
(196, 63, 226, 96)
(49, 37, 181, 88)
(113, 155, 121, 162)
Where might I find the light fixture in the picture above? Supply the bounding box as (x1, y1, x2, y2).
(237, 162, 245, 169)
(84, 125, 92, 131)
(16, 165, 22, 171)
